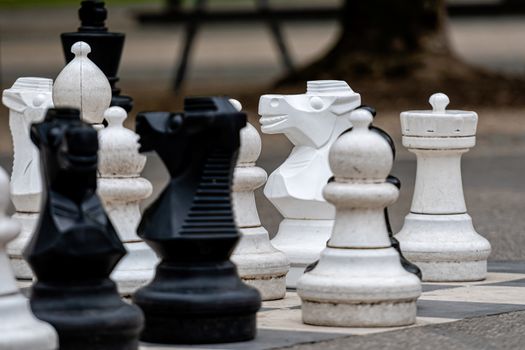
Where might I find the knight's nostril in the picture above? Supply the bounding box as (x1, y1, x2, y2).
(270, 98, 279, 108)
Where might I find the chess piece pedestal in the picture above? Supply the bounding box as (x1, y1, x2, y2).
(395, 93, 491, 282)
(298, 109, 421, 327)
(0, 167, 58, 350)
(271, 219, 332, 286)
(133, 98, 260, 344)
(27, 108, 143, 350)
(232, 122, 289, 301)
(3, 77, 53, 279)
(98, 106, 155, 295)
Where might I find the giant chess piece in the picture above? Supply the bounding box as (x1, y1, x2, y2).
(98, 106, 155, 295)
(61, 0, 132, 111)
(0, 167, 58, 349)
(259, 80, 361, 287)
(298, 108, 421, 327)
(133, 97, 261, 344)
(53, 41, 111, 128)
(26, 108, 144, 350)
(229, 99, 289, 301)
(2, 78, 53, 279)
(395, 93, 491, 281)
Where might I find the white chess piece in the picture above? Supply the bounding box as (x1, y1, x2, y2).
(53, 41, 111, 127)
(98, 106, 155, 295)
(298, 108, 421, 327)
(259, 80, 361, 287)
(2, 77, 53, 279)
(0, 166, 58, 349)
(229, 99, 289, 301)
(395, 93, 491, 281)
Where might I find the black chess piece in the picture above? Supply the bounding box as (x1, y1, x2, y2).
(385, 175, 422, 279)
(367, 113, 423, 280)
(25, 108, 144, 350)
(132, 97, 261, 344)
(61, 0, 132, 112)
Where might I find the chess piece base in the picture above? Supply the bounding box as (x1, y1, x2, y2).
(31, 279, 143, 350)
(232, 226, 289, 301)
(111, 241, 157, 296)
(298, 247, 421, 327)
(396, 213, 491, 281)
(8, 212, 38, 279)
(0, 293, 57, 350)
(133, 260, 260, 344)
(271, 218, 332, 288)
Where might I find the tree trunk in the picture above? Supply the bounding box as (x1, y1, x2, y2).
(276, 0, 525, 107)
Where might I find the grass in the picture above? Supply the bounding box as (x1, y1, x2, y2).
(0, 0, 162, 8)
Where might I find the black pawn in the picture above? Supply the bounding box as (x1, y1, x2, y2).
(61, 0, 133, 112)
(133, 97, 261, 344)
(25, 108, 143, 350)
(363, 106, 422, 279)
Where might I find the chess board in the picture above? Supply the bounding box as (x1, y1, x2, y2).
(139, 261, 525, 350)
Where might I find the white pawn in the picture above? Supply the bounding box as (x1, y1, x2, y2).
(230, 99, 289, 301)
(298, 109, 421, 327)
(0, 166, 58, 349)
(98, 106, 155, 295)
(2, 77, 53, 279)
(395, 93, 491, 281)
(259, 80, 361, 287)
(53, 41, 111, 127)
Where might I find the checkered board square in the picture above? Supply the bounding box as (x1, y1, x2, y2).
(19, 262, 525, 350)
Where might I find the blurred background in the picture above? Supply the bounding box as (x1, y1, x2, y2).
(1, 0, 525, 260)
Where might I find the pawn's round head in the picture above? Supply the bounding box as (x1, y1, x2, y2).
(329, 109, 393, 182)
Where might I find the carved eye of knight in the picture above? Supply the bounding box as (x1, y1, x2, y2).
(48, 127, 63, 149)
(310, 96, 324, 110)
(168, 113, 184, 133)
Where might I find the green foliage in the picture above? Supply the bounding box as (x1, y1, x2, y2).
(0, 0, 161, 8)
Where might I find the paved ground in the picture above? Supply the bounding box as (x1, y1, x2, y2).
(282, 310, 525, 350)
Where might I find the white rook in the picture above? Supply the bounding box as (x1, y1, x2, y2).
(230, 99, 289, 300)
(298, 108, 421, 327)
(2, 77, 53, 279)
(259, 80, 361, 287)
(395, 93, 491, 281)
(0, 166, 58, 349)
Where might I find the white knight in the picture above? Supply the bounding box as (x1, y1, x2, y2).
(259, 80, 361, 287)
(2, 77, 53, 279)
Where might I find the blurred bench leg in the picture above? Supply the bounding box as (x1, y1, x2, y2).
(257, 0, 295, 73)
(174, 0, 206, 91)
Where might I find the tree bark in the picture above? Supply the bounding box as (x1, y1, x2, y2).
(276, 0, 525, 106)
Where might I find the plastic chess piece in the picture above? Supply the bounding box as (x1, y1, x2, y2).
(2, 77, 53, 279)
(229, 99, 289, 301)
(395, 93, 491, 281)
(298, 108, 421, 327)
(98, 106, 155, 295)
(0, 166, 58, 350)
(259, 80, 361, 287)
(61, 0, 133, 112)
(53, 41, 111, 127)
(26, 107, 144, 350)
(132, 97, 261, 344)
